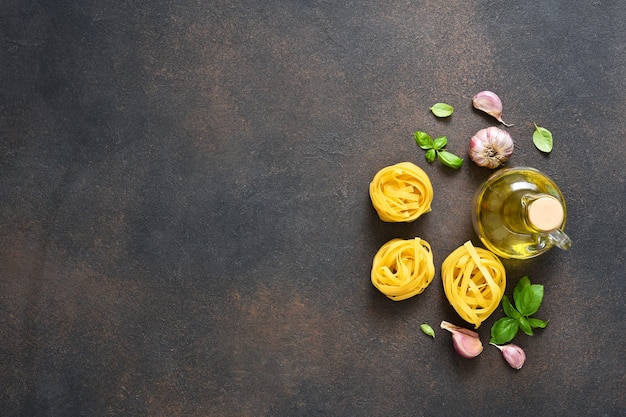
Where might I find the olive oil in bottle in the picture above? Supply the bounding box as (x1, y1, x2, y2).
(472, 167, 571, 259)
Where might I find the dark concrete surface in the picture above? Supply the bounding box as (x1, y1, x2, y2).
(1, 1, 625, 416)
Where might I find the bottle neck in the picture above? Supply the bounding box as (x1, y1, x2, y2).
(523, 193, 572, 252)
(524, 194, 564, 232)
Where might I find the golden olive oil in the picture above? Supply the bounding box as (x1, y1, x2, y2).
(472, 167, 569, 259)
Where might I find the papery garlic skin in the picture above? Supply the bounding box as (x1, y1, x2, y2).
(491, 343, 526, 370)
(469, 127, 514, 169)
(440, 321, 483, 359)
(472, 91, 513, 126)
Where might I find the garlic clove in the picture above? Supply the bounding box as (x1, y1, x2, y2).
(472, 91, 513, 127)
(469, 126, 514, 169)
(491, 343, 526, 370)
(440, 321, 483, 358)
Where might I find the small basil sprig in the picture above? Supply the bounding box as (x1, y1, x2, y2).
(490, 276, 549, 345)
(413, 131, 463, 169)
(533, 123, 553, 153)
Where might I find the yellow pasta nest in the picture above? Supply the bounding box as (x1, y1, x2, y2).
(371, 238, 435, 301)
(441, 241, 506, 328)
(369, 162, 434, 222)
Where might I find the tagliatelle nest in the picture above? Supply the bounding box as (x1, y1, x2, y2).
(441, 241, 506, 328)
(371, 238, 435, 301)
(369, 162, 433, 222)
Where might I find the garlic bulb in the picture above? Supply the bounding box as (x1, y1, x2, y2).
(472, 91, 513, 126)
(440, 321, 483, 359)
(491, 343, 526, 370)
(469, 127, 514, 169)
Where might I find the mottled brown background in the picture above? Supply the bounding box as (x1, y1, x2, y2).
(1, 1, 624, 416)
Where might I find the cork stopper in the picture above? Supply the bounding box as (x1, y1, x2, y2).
(527, 196, 564, 231)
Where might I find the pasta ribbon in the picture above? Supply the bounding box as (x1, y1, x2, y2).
(369, 162, 434, 222)
(371, 238, 435, 301)
(441, 241, 506, 328)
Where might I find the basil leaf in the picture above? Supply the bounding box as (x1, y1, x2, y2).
(414, 131, 435, 150)
(425, 148, 436, 162)
(533, 123, 553, 153)
(420, 323, 435, 338)
(433, 136, 447, 150)
(528, 318, 549, 329)
(526, 284, 545, 315)
(502, 295, 521, 319)
(513, 276, 531, 311)
(437, 150, 463, 169)
(430, 102, 454, 118)
(519, 317, 534, 336)
(517, 284, 544, 317)
(490, 317, 519, 345)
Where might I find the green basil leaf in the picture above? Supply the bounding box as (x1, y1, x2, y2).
(425, 148, 436, 162)
(528, 318, 549, 329)
(502, 295, 521, 319)
(430, 102, 454, 118)
(513, 276, 531, 311)
(414, 131, 435, 150)
(432, 136, 447, 150)
(490, 317, 519, 345)
(517, 284, 544, 317)
(519, 317, 534, 336)
(437, 150, 463, 169)
(533, 123, 553, 153)
(420, 323, 435, 338)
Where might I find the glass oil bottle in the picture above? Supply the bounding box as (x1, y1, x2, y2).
(472, 167, 571, 259)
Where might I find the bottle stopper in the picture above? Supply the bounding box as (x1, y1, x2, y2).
(527, 196, 564, 231)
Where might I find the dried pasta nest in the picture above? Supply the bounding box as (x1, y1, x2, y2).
(441, 241, 506, 328)
(371, 237, 435, 301)
(369, 162, 434, 222)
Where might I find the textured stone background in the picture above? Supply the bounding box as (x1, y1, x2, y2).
(1, 1, 624, 416)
